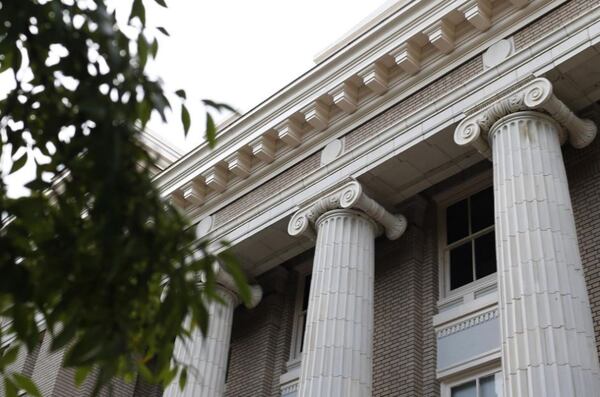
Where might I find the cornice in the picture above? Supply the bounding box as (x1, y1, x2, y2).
(153, 0, 563, 212)
(288, 179, 407, 240)
(454, 77, 598, 157)
(200, 3, 600, 259)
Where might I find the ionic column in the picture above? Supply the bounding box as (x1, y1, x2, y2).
(455, 78, 600, 397)
(163, 268, 262, 397)
(288, 180, 407, 397)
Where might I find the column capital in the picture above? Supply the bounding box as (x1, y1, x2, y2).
(288, 179, 407, 240)
(212, 264, 262, 309)
(454, 77, 597, 158)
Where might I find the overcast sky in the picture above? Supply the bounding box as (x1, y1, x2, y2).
(2, 1, 388, 196)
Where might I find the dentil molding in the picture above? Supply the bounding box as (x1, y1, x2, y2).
(288, 179, 407, 240)
(161, 0, 558, 211)
(437, 308, 499, 338)
(454, 77, 598, 157)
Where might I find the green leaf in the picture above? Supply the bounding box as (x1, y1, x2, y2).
(157, 26, 170, 36)
(175, 89, 186, 100)
(137, 362, 153, 382)
(150, 38, 159, 58)
(205, 113, 216, 148)
(74, 366, 92, 386)
(181, 104, 190, 136)
(51, 320, 78, 352)
(219, 250, 251, 305)
(9, 152, 27, 174)
(129, 0, 146, 25)
(138, 35, 148, 69)
(178, 367, 187, 391)
(0, 346, 20, 367)
(154, 0, 168, 7)
(0, 50, 12, 74)
(202, 99, 237, 114)
(3, 378, 17, 397)
(11, 374, 41, 397)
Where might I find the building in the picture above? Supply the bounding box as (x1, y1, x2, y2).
(7, 0, 600, 396)
(158, 0, 600, 395)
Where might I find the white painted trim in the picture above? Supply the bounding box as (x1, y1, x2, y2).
(439, 357, 502, 394)
(288, 262, 312, 365)
(435, 175, 494, 300)
(154, 0, 571, 208)
(203, 8, 600, 273)
(434, 294, 498, 328)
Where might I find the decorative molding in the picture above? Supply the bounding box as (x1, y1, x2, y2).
(482, 38, 515, 70)
(203, 164, 228, 193)
(251, 134, 276, 164)
(509, 0, 530, 8)
(391, 41, 421, 75)
(198, 6, 600, 261)
(461, 0, 493, 32)
(454, 77, 598, 158)
(359, 62, 389, 95)
(277, 119, 303, 148)
(281, 381, 299, 395)
(320, 138, 344, 166)
(331, 82, 358, 114)
(159, 0, 567, 210)
(227, 150, 252, 179)
(168, 190, 187, 209)
(437, 308, 499, 338)
(195, 215, 213, 239)
(182, 180, 205, 206)
(288, 179, 407, 240)
(303, 100, 330, 131)
(426, 19, 456, 54)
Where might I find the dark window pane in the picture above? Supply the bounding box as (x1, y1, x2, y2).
(447, 199, 469, 244)
(300, 313, 307, 352)
(475, 231, 496, 279)
(451, 380, 476, 397)
(450, 242, 473, 290)
(480, 374, 498, 397)
(302, 274, 312, 311)
(471, 187, 494, 232)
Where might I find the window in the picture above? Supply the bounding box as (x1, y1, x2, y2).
(289, 271, 311, 364)
(444, 186, 496, 292)
(448, 371, 503, 397)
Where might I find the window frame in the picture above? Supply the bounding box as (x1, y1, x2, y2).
(435, 171, 496, 300)
(287, 260, 312, 369)
(441, 365, 503, 397)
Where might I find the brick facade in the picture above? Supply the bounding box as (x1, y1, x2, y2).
(565, 110, 600, 358)
(224, 268, 296, 397)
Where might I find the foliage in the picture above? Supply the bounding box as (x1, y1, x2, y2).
(0, 0, 247, 395)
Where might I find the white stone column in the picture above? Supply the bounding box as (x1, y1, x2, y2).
(455, 77, 600, 397)
(163, 269, 262, 397)
(288, 180, 407, 397)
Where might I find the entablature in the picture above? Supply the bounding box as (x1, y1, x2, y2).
(197, 5, 600, 277)
(154, 0, 570, 219)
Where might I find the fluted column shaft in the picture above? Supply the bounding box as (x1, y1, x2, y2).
(490, 111, 600, 396)
(163, 286, 237, 397)
(299, 209, 377, 397)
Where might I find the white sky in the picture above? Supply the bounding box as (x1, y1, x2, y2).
(1, 0, 388, 196)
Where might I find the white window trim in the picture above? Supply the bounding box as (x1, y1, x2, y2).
(434, 169, 496, 303)
(440, 362, 503, 397)
(287, 260, 312, 369)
